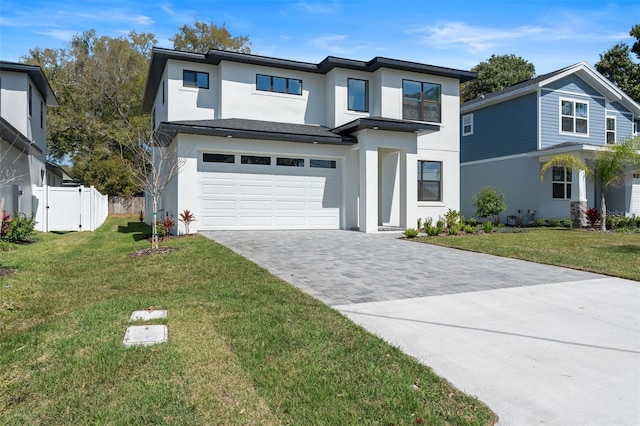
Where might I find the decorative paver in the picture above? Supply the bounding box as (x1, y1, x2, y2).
(123, 325, 168, 346)
(129, 310, 168, 321)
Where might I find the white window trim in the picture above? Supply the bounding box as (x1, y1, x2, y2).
(462, 113, 473, 136)
(605, 116, 616, 145)
(551, 166, 572, 200)
(559, 97, 589, 137)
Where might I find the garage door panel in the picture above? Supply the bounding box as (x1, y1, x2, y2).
(199, 156, 341, 230)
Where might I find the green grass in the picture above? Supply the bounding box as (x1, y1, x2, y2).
(416, 227, 640, 281)
(1, 216, 494, 425)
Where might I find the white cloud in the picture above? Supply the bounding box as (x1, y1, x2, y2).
(308, 34, 375, 57)
(34, 29, 77, 42)
(295, 1, 338, 14)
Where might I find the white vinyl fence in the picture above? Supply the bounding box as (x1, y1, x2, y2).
(34, 185, 108, 232)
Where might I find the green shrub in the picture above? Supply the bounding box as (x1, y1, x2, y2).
(563, 217, 573, 228)
(549, 217, 561, 227)
(472, 187, 507, 220)
(416, 217, 422, 231)
(1, 213, 37, 243)
(482, 222, 494, 233)
(448, 224, 460, 236)
(463, 224, 475, 234)
(496, 227, 528, 234)
(535, 217, 545, 227)
(0, 241, 15, 251)
(403, 228, 419, 238)
(436, 218, 445, 230)
(423, 217, 443, 236)
(155, 222, 166, 237)
(467, 217, 477, 227)
(443, 209, 461, 229)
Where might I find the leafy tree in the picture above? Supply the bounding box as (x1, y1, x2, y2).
(472, 187, 507, 221)
(540, 137, 640, 231)
(461, 54, 535, 102)
(22, 30, 156, 196)
(595, 25, 640, 103)
(171, 20, 251, 54)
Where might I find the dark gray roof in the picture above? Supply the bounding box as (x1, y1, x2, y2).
(155, 118, 357, 146)
(142, 48, 477, 112)
(0, 61, 59, 106)
(0, 116, 44, 155)
(332, 116, 439, 134)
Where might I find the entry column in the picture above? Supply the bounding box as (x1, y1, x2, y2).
(359, 147, 378, 233)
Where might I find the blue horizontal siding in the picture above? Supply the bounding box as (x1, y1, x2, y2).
(544, 74, 601, 97)
(461, 92, 537, 162)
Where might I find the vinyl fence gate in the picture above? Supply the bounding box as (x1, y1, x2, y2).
(34, 185, 108, 232)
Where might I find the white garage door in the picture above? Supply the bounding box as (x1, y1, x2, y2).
(198, 153, 341, 230)
(631, 174, 640, 215)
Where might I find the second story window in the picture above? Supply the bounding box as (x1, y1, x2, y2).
(606, 117, 615, 144)
(183, 70, 209, 89)
(403, 80, 441, 123)
(40, 101, 44, 129)
(28, 84, 33, 116)
(347, 78, 368, 112)
(560, 99, 588, 135)
(462, 114, 473, 136)
(256, 74, 302, 95)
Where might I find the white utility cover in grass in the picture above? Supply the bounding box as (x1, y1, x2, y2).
(123, 325, 168, 346)
(129, 310, 168, 321)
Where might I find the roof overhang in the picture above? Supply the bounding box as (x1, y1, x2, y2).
(0, 61, 59, 107)
(142, 47, 477, 113)
(0, 116, 44, 155)
(528, 142, 607, 162)
(332, 116, 439, 135)
(155, 119, 357, 146)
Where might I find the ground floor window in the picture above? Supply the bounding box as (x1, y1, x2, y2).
(418, 160, 442, 201)
(552, 166, 572, 199)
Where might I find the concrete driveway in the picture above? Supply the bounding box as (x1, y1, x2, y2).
(202, 230, 640, 426)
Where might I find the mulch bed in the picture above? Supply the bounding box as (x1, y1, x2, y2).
(0, 268, 16, 277)
(131, 246, 179, 259)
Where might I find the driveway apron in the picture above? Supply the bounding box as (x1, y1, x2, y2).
(202, 230, 640, 426)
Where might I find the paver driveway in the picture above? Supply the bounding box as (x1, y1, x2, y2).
(202, 230, 640, 426)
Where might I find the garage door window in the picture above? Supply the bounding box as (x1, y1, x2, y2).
(203, 153, 235, 163)
(277, 157, 305, 167)
(241, 155, 271, 165)
(310, 159, 336, 168)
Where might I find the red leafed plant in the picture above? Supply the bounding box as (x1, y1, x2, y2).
(161, 216, 176, 236)
(1, 211, 11, 239)
(179, 209, 196, 235)
(585, 207, 600, 228)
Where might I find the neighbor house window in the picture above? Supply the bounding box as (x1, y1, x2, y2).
(462, 114, 473, 136)
(40, 101, 44, 129)
(28, 84, 33, 116)
(606, 117, 616, 144)
(347, 78, 368, 112)
(403, 80, 441, 122)
(277, 157, 305, 167)
(203, 153, 235, 163)
(162, 80, 165, 104)
(552, 166, 572, 199)
(560, 99, 588, 134)
(241, 155, 271, 165)
(183, 70, 209, 89)
(418, 160, 442, 202)
(256, 74, 302, 95)
(310, 159, 336, 168)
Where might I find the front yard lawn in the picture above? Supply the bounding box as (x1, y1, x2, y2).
(1, 216, 494, 425)
(416, 228, 639, 281)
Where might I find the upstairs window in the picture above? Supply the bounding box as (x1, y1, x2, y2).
(256, 74, 302, 95)
(403, 80, 441, 123)
(347, 78, 368, 112)
(28, 84, 33, 116)
(183, 70, 209, 89)
(40, 101, 44, 129)
(560, 99, 588, 135)
(462, 114, 473, 136)
(552, 167, 572, 199)
(418, 160, 442, 202)
(606, 117, 616, 144)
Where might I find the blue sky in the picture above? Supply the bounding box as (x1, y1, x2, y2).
(1, 0, 638, 74)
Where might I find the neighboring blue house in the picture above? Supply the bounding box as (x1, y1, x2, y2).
(460, 62, 640, 225)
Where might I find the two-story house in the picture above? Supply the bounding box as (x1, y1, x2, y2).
(0, 61, 58, 216)
(460, 62, 640, 225)
(141, 48, 475, 233)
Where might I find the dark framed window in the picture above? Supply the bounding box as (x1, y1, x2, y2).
(277, 157, 305, 167)
(560, 99, 588, 134)
(256, 74, 302, 95)
(418, 160, 442, 201)
(552, 166, 572, 199)
(241, 155, 271, 165)
(348, 78, 368, 112)
(310, 159, 336, 168)
(28, 84, 33, 116)
(403, 80, 441, 122)
(183, 70, 209, 89)
(162, 80, 165, 104)
(40, 100, 44, 129)
(203, 153, 235, 163)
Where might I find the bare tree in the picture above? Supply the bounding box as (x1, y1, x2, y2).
(0, 143, 25, 236)
(122, 131, 185, 249)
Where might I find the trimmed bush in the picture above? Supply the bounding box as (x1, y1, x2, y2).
(403, 228, 419, 238)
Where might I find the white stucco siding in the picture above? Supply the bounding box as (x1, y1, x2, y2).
(218, 62, 325, 125)
(0, 71, 29, 136)
(174, 134, 352, 233)
(165, 59, 217, 122)
(152, 68, 169, 129)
